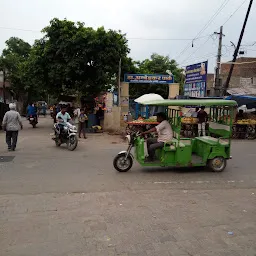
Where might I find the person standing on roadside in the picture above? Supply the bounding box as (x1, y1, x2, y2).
(73, 105, 81, 130)
(197, 106, 208, 136)
(78, 109, 88, 139)
(2, 103, 23, 151)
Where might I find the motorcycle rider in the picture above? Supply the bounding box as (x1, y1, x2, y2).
(27, 103, 38, 122)
(56, 106, 72, 135)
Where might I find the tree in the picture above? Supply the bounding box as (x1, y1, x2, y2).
(0, 37, 32, 100)
(130, 54, 184, 98)
(28, 18, 132, 98)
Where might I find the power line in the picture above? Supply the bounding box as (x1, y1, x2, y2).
(179, 0, 247, 67)
(0, 25, 213, 41)
(179, 36, 213, 65)
(175, 0, 231, 61)
(128, 35, 210, 41)
(222, 0, 248, 26)
(0, 26, 41, 33)
(220, 60, 256, 64)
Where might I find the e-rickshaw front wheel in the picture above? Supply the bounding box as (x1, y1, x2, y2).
(208, 157, 227, 172)
(113, 153, 133, 172)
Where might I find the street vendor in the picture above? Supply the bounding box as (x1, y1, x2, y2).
(235, 109, 246, 122)
(235, 109, 247, 139)
(141, 112, 173, 162)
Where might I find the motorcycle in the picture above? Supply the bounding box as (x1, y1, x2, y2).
(29, 115, 38, 128)
(52, 122, 78, 151)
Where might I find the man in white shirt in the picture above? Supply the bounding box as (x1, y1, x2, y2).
(191, 107, 199, 118)
(141, 112, 173, 162)
(56, 106, 72, 133)
(2, 103, 23, 151)
(73, 106, 81, 129)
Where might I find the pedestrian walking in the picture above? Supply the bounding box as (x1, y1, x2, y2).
(2, 103, 23, 151)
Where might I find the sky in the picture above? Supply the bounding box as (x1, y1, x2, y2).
(0, 0, 256, 73)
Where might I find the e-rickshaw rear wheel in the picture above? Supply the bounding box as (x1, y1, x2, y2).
(208, 157, 227, 172)
(113, 153, 133, 172)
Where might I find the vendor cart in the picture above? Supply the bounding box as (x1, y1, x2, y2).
(126, 121, 159, 137)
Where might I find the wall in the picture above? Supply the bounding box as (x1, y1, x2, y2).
(103, 92, 121, 131)
(120, 82, 129, 127)
(221, 57, 256, 88)
(104, 106, 121, 131)
(168, 83, 179, 98)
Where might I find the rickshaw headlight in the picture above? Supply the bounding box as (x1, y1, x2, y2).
(126, 135, 131, 143)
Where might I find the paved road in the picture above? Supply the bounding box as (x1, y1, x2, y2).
(0, 117, 255, 255)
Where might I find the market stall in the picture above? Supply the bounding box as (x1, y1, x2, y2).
(126, 117, 159, 136)
(226, 95, 256, 139)
(233, 116, 256, 139)
(181, 117, 199, 138)
(126, 94, 164, 136)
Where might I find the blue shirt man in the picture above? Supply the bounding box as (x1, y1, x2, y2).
(27, 104, 37, 116)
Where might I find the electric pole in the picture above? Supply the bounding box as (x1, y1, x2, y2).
(118, 58, 121, 106)
(2, 69, 6, 105)
(223, 0, 254, 95)
(214, 26, 224, 97)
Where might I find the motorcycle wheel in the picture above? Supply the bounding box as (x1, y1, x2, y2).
(67, 135, 78, 151)
(32, 123, 36, 128)
(113, 153, 133, 172)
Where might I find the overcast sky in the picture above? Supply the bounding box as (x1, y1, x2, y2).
(0, 0, 255, 72)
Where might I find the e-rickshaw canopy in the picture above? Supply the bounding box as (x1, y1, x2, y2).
(140, 99, 237, 107)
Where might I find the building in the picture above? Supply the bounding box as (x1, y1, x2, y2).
(206, 73, 214, 96)
(220, 57, 256, 95)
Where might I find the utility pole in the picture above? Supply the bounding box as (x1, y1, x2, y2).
(214, 26, 224, 97)
(223, 0, 254, 95)
(118, 58, 121, 106)
(2, 69, 6, 105)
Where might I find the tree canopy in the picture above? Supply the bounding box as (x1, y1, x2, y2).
(28, 18, 132, 98)
(0, 19, 184, 102)
(0, 37, 31, 100)
(130, 54, 184, 98)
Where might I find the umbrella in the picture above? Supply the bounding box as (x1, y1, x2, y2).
(134, 93, 164, 104)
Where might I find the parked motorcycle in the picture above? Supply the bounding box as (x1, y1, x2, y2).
(29, 115, 38, 128)
(52, 122, 78, 151)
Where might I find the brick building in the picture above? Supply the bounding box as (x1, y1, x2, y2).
(206, 73, 214, 96)
(220, 57, 256, 94)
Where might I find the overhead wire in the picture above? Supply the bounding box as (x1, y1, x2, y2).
(179, 0, 249, 67)
(0, 26, 213, 41)
(175, 0, 231, 61)
(179, 36, 213, 65)
(222, 0, 248, 26)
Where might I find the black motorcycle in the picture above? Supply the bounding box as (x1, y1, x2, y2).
(29, 115, 38, 128)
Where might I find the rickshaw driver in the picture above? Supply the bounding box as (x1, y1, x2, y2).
(141, 112, 173, 162)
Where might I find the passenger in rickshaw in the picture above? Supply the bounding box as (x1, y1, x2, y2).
(140, 112, 173, 162)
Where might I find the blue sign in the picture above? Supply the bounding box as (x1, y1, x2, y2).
(124, 74, 174, 84)
(184, 61, 208, 97)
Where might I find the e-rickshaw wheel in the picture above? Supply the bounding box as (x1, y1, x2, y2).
(208, 157, 227, 172)
(113, 153, 133, 172)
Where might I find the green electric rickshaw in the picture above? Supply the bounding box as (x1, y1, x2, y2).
(113, 99, 237, 172)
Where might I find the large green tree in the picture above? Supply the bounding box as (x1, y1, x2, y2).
(130, 53, 184, 98)
(28, 18, 132, 98)
(0, 37, 32, 100)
